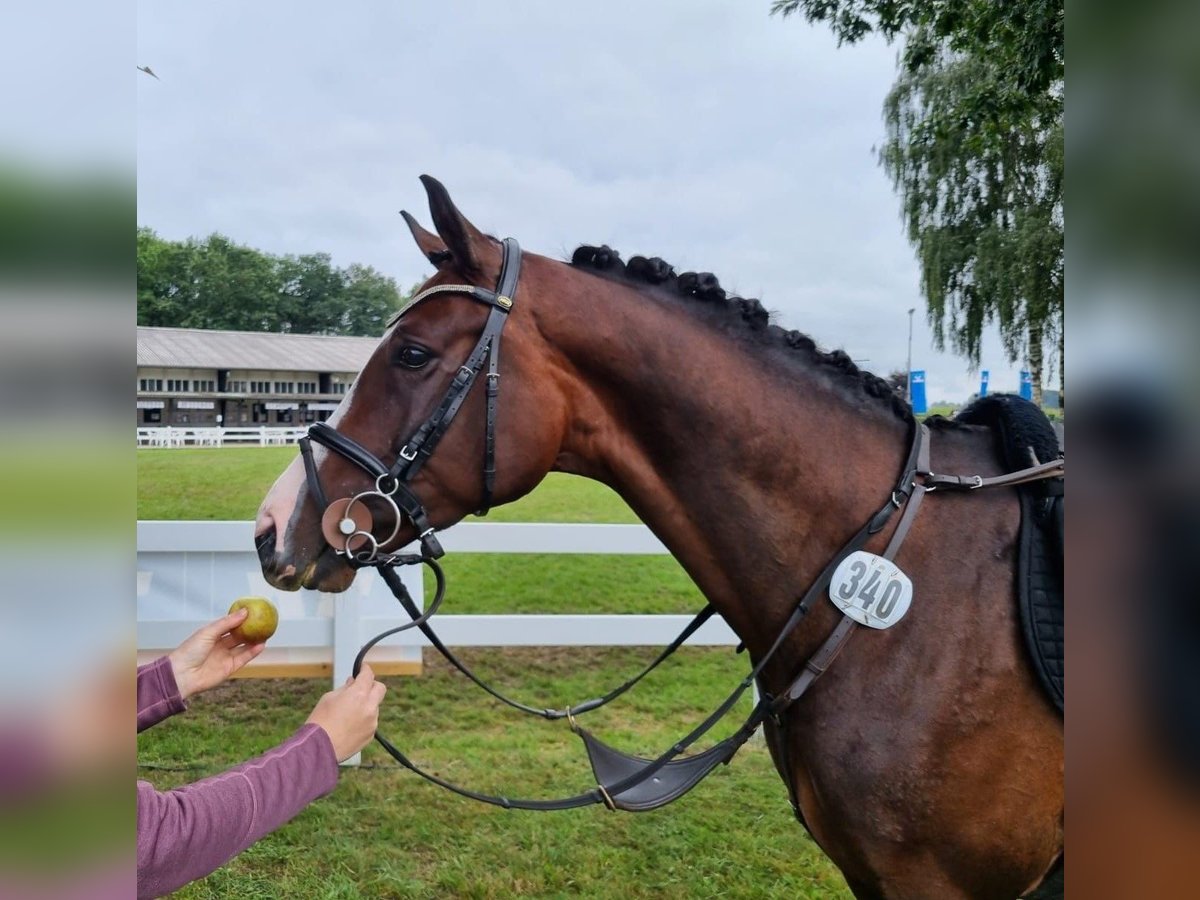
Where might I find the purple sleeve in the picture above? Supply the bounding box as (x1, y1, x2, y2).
(136, 722, 339, 899)
(137, 656, 187, 732)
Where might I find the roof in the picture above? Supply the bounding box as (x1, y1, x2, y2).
(136, 326, 380, 373)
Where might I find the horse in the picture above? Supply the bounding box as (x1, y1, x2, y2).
(255, 175, 1063, 899)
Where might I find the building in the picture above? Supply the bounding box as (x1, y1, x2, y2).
(136, 326, 379, 426)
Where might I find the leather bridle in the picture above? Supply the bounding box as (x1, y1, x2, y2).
(298, 236, 522, 568)
(289, 236, 1066, 813)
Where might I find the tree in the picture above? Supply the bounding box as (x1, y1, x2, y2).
(884, 369, 909, 395)
(879, 32, 1062, 405)
(276, 253, 347, 334)
(772, 0, 1064, 404)
(136, 229, 413, 337)
(341, 266, 416, 336)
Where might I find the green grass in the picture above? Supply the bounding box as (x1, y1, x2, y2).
(139, 447, 304, 521)
(140, 651, 847, 899)
(922, 403, 958, 418)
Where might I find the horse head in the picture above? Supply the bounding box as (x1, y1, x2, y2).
(256, 176, 571, 591)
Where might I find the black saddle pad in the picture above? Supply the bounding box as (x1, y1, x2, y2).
(956, 395, 1064, 715)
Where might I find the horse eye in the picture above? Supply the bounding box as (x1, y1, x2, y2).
(395, 345, 433, 369)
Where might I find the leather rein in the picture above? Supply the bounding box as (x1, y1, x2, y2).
(293, 236, 1066, 812)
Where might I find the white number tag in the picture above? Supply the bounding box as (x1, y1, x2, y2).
(829, 551, 913, 629)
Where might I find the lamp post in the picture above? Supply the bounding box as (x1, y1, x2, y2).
(905, 308, 915, 405)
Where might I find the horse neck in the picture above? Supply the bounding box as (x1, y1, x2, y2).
(537, 265, 912, 652)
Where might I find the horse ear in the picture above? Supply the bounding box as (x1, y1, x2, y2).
(419, 174, 489, 276)
(400, 210, 449, 264)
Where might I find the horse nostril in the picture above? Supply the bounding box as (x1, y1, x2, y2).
(256, 527, 276, 562)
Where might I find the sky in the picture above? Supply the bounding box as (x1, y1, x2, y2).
(136, 0, 1034, 403)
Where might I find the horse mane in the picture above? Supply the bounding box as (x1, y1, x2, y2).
(570, 245, 914, 423)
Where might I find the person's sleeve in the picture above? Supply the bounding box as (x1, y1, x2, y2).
(136, 722, 339, 899)
(137, 656, 187, 733)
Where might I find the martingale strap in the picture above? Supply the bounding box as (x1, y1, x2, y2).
(364, 564, 721, 722)
(772, 425, 932, 712)
(356, 419, 930, 812)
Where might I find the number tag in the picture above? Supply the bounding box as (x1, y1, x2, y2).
(829, 551, 913, 629)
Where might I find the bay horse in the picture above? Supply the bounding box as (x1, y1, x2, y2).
(255, 176, 1063, 899)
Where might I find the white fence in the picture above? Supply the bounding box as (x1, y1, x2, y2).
(137, 426, 309, 447)
(137, 520, 739, 764)
(136, 520, 738, 676)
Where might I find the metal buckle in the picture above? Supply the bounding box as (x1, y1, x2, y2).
(398, 445, 418, 462)
(496, 295, 512, 308)
(597, 783, 617, 811)
(969, 474, 984, 489)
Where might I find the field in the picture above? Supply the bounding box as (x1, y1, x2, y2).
(137, 448, 850, 898)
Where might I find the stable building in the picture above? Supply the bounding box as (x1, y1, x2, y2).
(136, 326, 379, 426)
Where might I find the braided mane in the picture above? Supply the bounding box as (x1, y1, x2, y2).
(570, 245, 913, 423)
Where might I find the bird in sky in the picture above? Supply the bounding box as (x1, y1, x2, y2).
(137, 65, 160, 80)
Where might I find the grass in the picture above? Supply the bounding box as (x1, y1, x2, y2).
(138, 449, 850, 897)
(140, 652, 848, 899)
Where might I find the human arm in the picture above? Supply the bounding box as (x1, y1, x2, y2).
(137, 723, 337, 898)
(136, 664, 386, 898)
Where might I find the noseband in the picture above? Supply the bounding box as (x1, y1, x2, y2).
(298, 237, 522, 566)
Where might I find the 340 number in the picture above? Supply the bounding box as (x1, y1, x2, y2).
(835, 560, 904, 619)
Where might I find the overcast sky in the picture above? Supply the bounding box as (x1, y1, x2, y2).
(136, 0, 1031, 403)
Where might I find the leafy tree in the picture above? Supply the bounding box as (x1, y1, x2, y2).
(772, 0, 1064, 403)
(880, 33, 1063, 404)
(770, 0, 1062, 104)
(884, 369, 909, 395)
(276, 253, 346, 334)
(136, 229, 413, 337)
(341, 265, 418, 337)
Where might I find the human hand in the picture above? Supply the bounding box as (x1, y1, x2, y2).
(167, 609, 266, 701)
(305, 664, 387, 762)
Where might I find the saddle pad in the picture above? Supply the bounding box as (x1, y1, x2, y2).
(955, 394, 1064, 715)
(1019, 486, 1064, 713)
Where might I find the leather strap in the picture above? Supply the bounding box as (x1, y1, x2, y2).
(389, 305, 510, 483)
(297, 436, 329, 511)
(303, 238, 522, 563)
(774, 425, 932, 711)
(923, 458, 1064, 492)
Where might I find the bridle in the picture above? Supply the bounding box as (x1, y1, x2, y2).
(299, 236, 522, 568)
(291, 236, 1066, 813)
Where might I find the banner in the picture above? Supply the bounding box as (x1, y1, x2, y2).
(979, 370, 989, 397)
(909, 370, 927, 414)
(1019, 370, 1033, 401)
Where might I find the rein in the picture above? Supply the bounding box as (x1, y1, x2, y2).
(292, 237, 1066, 812)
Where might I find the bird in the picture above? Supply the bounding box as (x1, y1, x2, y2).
(137, 65, 160, 80)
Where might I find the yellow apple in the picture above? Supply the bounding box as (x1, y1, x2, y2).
(228, 597, 279, 643)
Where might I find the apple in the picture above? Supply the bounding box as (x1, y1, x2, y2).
(228, 596, 279, 643)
